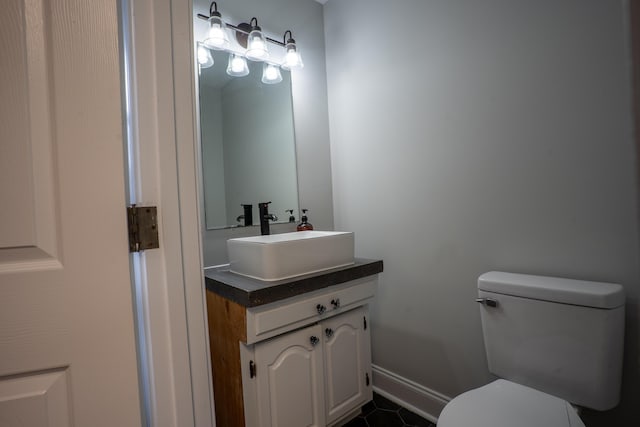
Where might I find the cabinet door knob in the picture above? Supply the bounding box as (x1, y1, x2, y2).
(316, 304, 326, 314)
(331, 298, 341, 309)
(310, 336, 319, 346)
(325, 328, 334, 338)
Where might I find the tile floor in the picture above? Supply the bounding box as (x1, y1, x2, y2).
(342, 393, 436, 427)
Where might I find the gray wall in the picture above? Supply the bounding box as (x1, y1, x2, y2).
(200, 85, 227, 227)
(324, 0, 639, 424)
(194, 0, 334, 266)
(221, 72, 298, 225)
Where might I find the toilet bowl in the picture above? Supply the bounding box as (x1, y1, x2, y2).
(437, 379, 585, 427)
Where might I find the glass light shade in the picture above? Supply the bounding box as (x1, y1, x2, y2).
(261, 63, 282, 84)
(197, 45, 214, 68)
(245, 28, 269, 61)
(281, 42, 303, 70)
(226, 53, 249, 77)
(203, 16, 229, 50)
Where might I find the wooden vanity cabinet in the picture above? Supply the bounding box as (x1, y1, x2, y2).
(206, 276, 376, 427)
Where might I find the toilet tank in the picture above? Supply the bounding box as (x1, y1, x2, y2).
(478, 271, 625, 411)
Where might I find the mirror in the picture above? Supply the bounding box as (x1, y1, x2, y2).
(198, 49, 299, 229)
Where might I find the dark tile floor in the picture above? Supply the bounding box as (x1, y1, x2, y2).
(342, 393, 436, 427)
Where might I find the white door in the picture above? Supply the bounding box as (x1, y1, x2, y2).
(0, 0, 142, 426)
(324, 307, 372, 424)
(254, 324, 326, 427)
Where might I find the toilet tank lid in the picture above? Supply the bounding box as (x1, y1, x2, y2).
(478, 272, 624, 309)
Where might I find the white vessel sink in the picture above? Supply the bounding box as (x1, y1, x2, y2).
(227, 231, 355, 281)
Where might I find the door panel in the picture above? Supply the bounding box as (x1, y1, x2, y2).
(0, 369, 71, 427)
(255, 324, 326, 427)
(0, 0, 59, 269)
(0, 0, 141, 425)
(324, 307, 372, 424)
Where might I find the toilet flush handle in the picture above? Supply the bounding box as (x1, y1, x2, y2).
(476, 298, 499, 308)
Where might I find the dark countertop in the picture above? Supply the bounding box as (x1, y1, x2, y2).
(205, 258, 383, 308)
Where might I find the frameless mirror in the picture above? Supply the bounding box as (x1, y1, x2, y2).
(198, 49, 299, 229)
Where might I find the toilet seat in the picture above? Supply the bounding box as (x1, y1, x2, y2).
(437, 379, 585, 427)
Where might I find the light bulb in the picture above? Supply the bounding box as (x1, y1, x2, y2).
(231, 57, 245, 72)
(246, 26, 269, 61)
(262, 63, 282, 84)
(282, 41, 303, 70)
(204, 15, 229, 50)
(197, 45, 214, 68)
(226, 53, 249, 77)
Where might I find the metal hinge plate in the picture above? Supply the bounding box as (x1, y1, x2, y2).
(127, 205, 159, 252)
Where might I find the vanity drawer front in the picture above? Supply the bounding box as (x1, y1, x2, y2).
(246, 277, 376, 344)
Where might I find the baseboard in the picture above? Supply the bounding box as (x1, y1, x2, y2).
(371, 364, 451, 424)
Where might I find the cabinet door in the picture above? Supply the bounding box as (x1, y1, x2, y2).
(254, 324, 326, 427)
(323, 306, 372, 424)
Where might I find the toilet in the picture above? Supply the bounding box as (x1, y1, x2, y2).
(437, 271, 625, 427)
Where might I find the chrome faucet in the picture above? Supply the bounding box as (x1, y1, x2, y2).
(258, 201, 277, 235)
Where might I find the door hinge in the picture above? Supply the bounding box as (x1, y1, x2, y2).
(249, 360, 256, 378)
(365, 372, 370, 386)
(127, 205, 159, 252)
(363, 316, 367, 330)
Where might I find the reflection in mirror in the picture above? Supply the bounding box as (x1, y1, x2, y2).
(199, 48, 299, 229)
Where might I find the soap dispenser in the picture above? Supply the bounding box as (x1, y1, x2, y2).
(297, 209, 314, 231)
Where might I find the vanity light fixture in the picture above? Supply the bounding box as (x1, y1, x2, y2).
(281, 30, 304, 70)
(197, 44, 214, 68)
(245, 17, 269, 61)
(226, 53, 249, 77)
(261, 63, 283, 84)
(202, 2, 230, 50)
(196, 1, 303, 80)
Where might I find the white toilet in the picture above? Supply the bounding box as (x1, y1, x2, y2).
(437, 271, 625, 427)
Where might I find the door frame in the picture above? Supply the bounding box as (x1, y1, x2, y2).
(122, 0, 215, 425)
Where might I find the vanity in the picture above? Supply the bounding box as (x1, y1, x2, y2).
(197, 39, 377, 423)
(205, 258, 383, 427)
(195, 4, 376, 424)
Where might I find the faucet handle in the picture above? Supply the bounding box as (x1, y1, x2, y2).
(286, 209, 295, 223)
